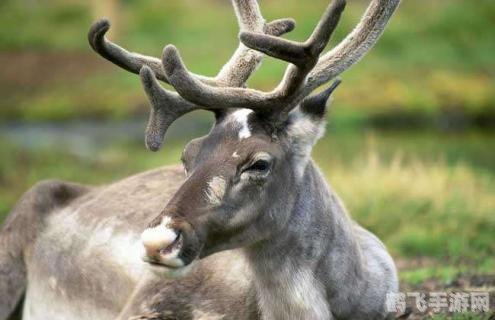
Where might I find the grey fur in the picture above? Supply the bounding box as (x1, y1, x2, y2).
(0, 180, 89, 319)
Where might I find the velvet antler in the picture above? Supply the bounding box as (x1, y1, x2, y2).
(88, 0, 295, 150)
(156, 0, 400, 120)
(90, 0, 401, 150)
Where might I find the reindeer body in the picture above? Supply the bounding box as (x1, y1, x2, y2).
(2, 160, 396, 320)
(1, 0, 402, 318)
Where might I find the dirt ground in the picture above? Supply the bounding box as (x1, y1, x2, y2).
(395, 274, 495, 319)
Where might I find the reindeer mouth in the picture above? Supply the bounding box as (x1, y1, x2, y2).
(141, 229, 185, 269)
(141, 218, 204, 276)
(159, 231, 182, 256)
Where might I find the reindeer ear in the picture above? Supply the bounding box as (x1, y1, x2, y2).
(300, 79, 341, 118)
(285, 79, 342, 173)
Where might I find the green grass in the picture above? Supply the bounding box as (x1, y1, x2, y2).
(0, 0, 494, 122)
(324, 151, 495, 261)
(400, 258, 495, 286)
(429, 314, 494, 320)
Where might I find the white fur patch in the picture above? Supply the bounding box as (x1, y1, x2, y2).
(205, 176, 227, 206)
(291, 269, 325, 310)
(100, 233, 145, 281)
(229, 109, 253, 139)
(232, 151, 240, 158)
(27, 209, 143, 320)
(256, 266, 330, 320)
(78, 221, 146, 281)
(23, 288, 116, 320)
(46, 208, 147, 281)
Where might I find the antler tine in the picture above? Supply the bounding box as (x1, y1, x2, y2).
(258, 0, 346, 99)
(240, 0, 345, 68)
(305, 0, 401, 94)
(88, 14, 294, 87)
(214, 0, 295, 86)
(265, 19, 297, 37)
(88, 19, 213, 85)
(139, 66, 197, 151)
(162, 0, 401, 120)
(162, 0, 346, 115)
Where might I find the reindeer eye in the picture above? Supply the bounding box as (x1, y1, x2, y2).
(240, 153, 273, 180)
(246, 159, 271, 173)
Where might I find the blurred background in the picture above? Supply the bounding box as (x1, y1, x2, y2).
(0, 0, 494, 311)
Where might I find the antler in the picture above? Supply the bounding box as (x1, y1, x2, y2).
(158, 0, 401, 119)
(88, 0, 295, 150)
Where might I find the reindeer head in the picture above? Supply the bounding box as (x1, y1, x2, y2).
(89, 0, 400, 273)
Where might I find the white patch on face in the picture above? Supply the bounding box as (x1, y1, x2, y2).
(232, 151, 240, 158)
(229, 109, 253, 139)
(205, 176, 227, 206)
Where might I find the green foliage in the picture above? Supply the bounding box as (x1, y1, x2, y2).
(0, 1, 90, 50)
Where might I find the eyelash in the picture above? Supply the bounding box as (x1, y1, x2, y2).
(247, 160, 270, 172)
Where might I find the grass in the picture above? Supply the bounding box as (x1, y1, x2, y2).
(400, 259, 495, 286)
(0, 0, 494, 123)
(321, 147, 495, 261)
(432, 314, 495, 320)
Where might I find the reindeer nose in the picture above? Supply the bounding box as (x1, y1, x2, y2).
(141, 223, 177, 256)
(140, 222, 184, 268)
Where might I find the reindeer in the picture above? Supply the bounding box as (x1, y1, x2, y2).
(0, 0, 401, 319)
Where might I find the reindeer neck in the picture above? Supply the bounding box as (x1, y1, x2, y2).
(245, 160, 365, 320)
